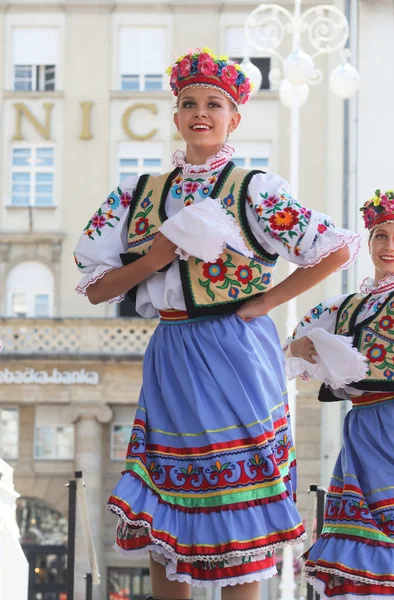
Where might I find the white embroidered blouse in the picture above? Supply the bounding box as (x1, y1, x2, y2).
(74, 144, 360, 318)
(284, 274, 394, 395)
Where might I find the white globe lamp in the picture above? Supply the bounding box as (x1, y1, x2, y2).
(330, 62, 360, 99)
(283, 50, 315, 86)
(279, 78, 310, 108)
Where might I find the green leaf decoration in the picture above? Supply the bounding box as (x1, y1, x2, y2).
(147, 190, 153, 197)
(195, 258, 203, 265)
(251, 277, 261, 286)
(135, 211, 145, 219)
(206, 284, 215, 301)
(250, 261, 262, 273)
(224, 254, 236, 268)
(216, 278, 230, 290)
(106, 222, 114, 228)
(117, 186, 122, 195)
(97, 229, 102, 236)
(244, 282, 253, 294)
(198, 278, 210, 288)
(230, 182, 235, 194)
(254, 283, 266, 291)
(227, 278, 241, 287)
(98, 207, 102, 216)
(145, 204, 154, 217)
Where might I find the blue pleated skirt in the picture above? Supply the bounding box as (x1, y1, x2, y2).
(304, 393, 394, 599)
(108, 313, 305, 587)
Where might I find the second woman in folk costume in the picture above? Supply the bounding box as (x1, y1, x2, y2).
(286, 190, 394, 599)
(74, 48, 359, 599)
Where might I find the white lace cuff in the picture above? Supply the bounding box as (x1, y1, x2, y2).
(75, 265, 125, 304)
(285, 327, 368, 389)
(299, 228, 361, 271)
(159, 197, 253, 263)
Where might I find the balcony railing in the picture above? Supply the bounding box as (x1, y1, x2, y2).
(0, 318, 158, 357)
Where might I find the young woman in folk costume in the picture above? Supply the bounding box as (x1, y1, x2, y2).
(286, 190, 394, 599)
(74, 48, 359, 600)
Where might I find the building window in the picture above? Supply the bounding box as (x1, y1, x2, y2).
(111, 425, 132, 460)
(119, 27, 165, 91)
(232, 157, 269, 169)
(225, 27, 271, 90)
(108, 567, 151, 600)
(34, 426, 74, 460)
(14, 65, 55, 92)
(118, 142, 163, 183)
(11, 146, 55, 207)
(0, 407, 19, 459)
(7, 262, 54, 318)
(34, 406, 74, 460)
(232, 142, 271, 170)
(12, 28, 58, 91)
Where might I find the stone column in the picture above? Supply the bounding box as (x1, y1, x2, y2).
(66, 403, 112, 600)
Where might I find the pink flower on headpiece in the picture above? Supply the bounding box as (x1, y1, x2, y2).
(198, 53, 218, 77)
(178, 58, 192, 78)
(238, 80, 252, 104)
(220, 65, 238, 86)
(363, 208, 376, 228)
(170, 66, 180, 85)
(379, 195, 393, 210)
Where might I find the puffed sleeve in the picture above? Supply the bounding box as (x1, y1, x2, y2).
(283, 295, 346, 350)
(73, 176, 138, 303)
(282, 294, 370, 387)
(245, 172, 361, 269)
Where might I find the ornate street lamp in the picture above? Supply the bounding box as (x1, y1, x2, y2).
(244, 3, 360, 599)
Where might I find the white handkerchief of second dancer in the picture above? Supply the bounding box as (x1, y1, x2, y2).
(285, 327, 368, 389)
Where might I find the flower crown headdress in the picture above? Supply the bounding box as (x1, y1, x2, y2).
(166, 47, 253, 106)
(360, 189, 394, 230)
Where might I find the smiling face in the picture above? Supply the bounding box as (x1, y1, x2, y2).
(369, 223, 394, 280)
(173, 87, 241, 157)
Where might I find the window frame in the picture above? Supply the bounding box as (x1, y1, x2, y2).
(9, 24, 61, 91)
(10, 144, 56, 207)
(117, 144, 163, 184)
(34, 424, 75, 461)
(0, 406, 19, 460)
(110, 423, 133, 461)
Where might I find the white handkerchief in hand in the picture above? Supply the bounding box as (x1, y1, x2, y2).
(286, 327, 368, 389)
(158, 197, 253, 263)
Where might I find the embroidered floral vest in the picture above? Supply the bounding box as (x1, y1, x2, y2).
(120, 161, 278, 318)
(333, 291, 394, 390)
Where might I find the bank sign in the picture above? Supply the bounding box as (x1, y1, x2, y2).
(0, 368, 99, 385)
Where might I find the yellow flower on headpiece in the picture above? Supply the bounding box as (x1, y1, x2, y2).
(202, 47, 214, 56)
(219, 54, 229, 61)
(166, 66, 173, 75)
(372, 195, 381, 206)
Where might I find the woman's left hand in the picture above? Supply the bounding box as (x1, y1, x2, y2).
(236, 294, 273, 322)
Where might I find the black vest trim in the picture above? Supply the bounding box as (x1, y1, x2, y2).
(318, 384, 345, 402)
